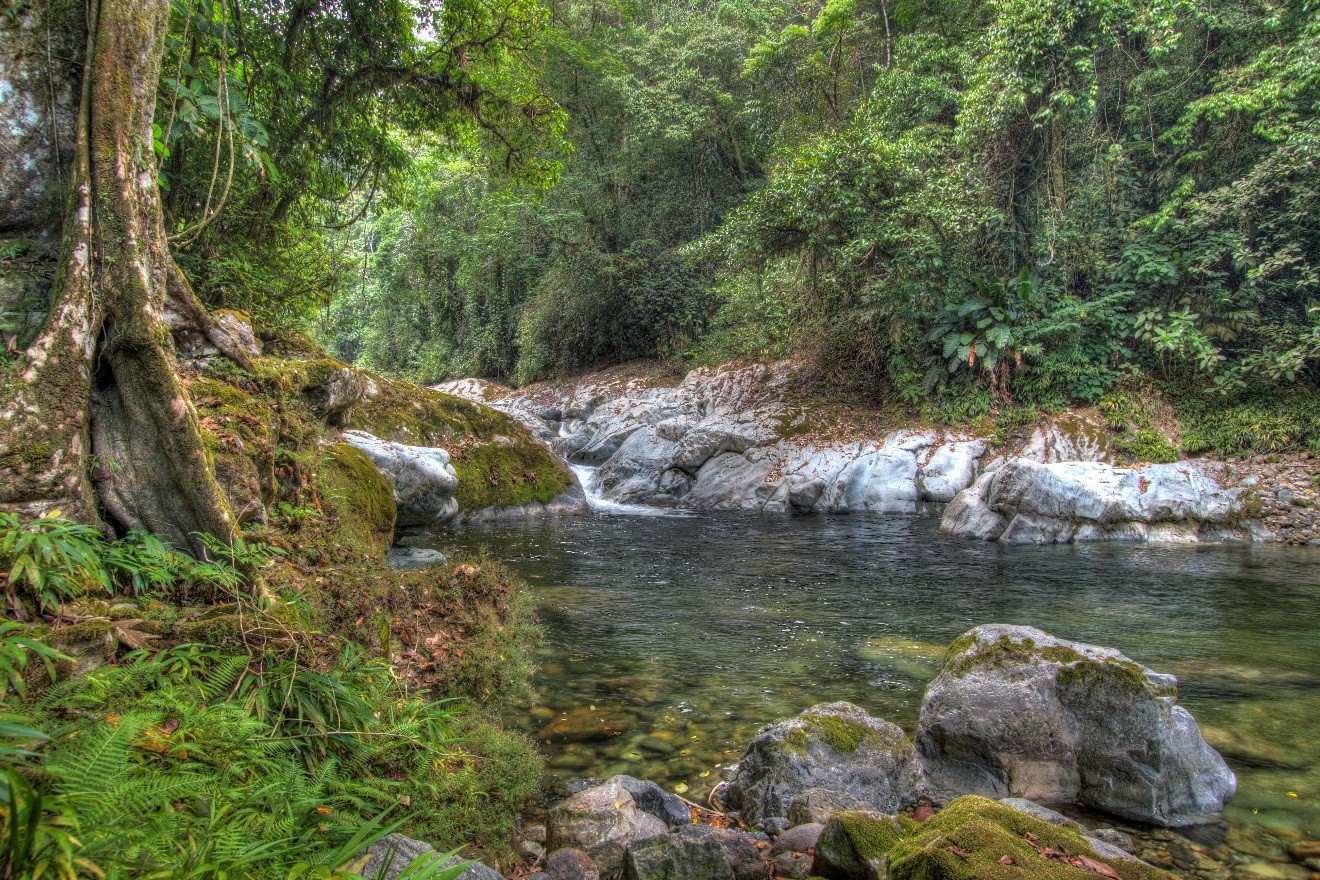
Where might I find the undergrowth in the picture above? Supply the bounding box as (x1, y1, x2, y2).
(0, 512, 539, 879)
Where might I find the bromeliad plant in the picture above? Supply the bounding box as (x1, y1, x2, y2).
(927, 267, 1044, 399)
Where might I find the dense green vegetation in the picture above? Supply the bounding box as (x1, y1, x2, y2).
(315, 0, 1318, 452)
(0, 503, 540, 878)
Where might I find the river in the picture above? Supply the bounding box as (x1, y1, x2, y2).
(424, 503, 1320, 846)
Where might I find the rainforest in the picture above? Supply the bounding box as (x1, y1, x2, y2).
(0, 0, 1316, 878)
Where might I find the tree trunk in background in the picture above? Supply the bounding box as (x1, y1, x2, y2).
(0, 0, 249, 555)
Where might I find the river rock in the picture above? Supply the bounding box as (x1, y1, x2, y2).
(544, 847, 601, 880)
(723, 702, 922, 826)
(787, 788, 868, 826)
(811, 797, 1173, 880)
(770, 851, 814, 879)
(998, 797, 1084, 832)
(915, 624, 1236, 826)
(624, 826, 735, 880)
(355, 834, 501, 880)
(386, 546, 446, 571)
(537, 707, 636, 743)
(941, 458, 1244, 544)
(709, 827, 771, 880)
(612, 775, 692, 826)
(770, 823, 823, 855)
(547, 779, 669, 877)
(438, 362, 988, 514)
(811, 811, 908, 880)
(343, 430, 458, 526)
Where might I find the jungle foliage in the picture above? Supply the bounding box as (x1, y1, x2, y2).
(315, 0, 1318, 453)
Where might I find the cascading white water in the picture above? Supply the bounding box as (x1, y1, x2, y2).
(570, 464, 690, 516)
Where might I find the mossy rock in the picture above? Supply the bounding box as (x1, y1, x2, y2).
(813, 798, 1173, 880)
(352, 378, 574, 511)
(316, 443, 397, 554)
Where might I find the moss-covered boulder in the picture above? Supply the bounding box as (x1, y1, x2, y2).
(724, 702, 923, 827)
(813, 797, 1175, 880)
(343, 430, 459, 527)
(915, 625, 1235, 827)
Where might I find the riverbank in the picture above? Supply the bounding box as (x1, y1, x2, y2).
(436, 360, 1320, 545)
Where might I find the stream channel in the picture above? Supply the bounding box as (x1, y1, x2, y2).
(418, 469, 1320, 854)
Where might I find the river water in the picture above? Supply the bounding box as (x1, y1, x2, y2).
(430, 503, 1320, 845)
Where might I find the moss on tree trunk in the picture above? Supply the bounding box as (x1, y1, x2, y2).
(0, 0, 248, 555)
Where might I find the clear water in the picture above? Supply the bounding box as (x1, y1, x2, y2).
(428, 511, 1320, 843)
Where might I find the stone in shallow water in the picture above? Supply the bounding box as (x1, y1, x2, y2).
(724, 702, 922, 826)
(538, 706, 636, 743)
(915, 624, 1236, 827)
(386, 546, 446, 571)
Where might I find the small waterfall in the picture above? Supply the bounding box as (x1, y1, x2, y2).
(570, 464, 690, 517)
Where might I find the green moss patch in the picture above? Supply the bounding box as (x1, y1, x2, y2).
(316, 443, 397, 555)
(816, 797, 1174, 880)
(800, 711, 878, 755)
(353, 377, 573, 511)
(947, 633, 1155, 695)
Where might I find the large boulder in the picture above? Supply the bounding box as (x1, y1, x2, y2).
(941, 458, 1243, 544)
(723, 702, 923, 827)
(811, 797, 1174, 880)
(344, 430, 459, 526)
(547, 779, 670, 877)
(915, 625, 1236, 826)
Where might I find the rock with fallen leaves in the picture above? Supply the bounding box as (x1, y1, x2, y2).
(723, 702, 923, 827)
(811, 798, 1174, 880)
(916, 625, 1237, 827)
(546, 779, 670, 877)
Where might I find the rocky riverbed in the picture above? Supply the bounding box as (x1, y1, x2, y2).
(359, 626, 1319, 880)
(436, 361, 1319, 545)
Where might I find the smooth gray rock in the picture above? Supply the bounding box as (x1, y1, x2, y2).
(611, 775, 692, 826)
(544, 847, 601, 880)
(387, 546, 446, 571)
(724, 702, 922, 827)
(547, 779, 669, 877)
(624, 826, 734, 880)
(356, 834, 500, 880)
(770, 823, 823, 855)
(941, 458, 1244, 544)
(439, 363, 986, 514)
(1089, 827, 1137, 854)
(344, 430, 458, 526)
(787, 788, 868, 827)
(998, 797, 1084, 832)
(916, 624, 1236, 826)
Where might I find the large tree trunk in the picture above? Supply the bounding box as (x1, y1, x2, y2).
(0, 0, 249, 556)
